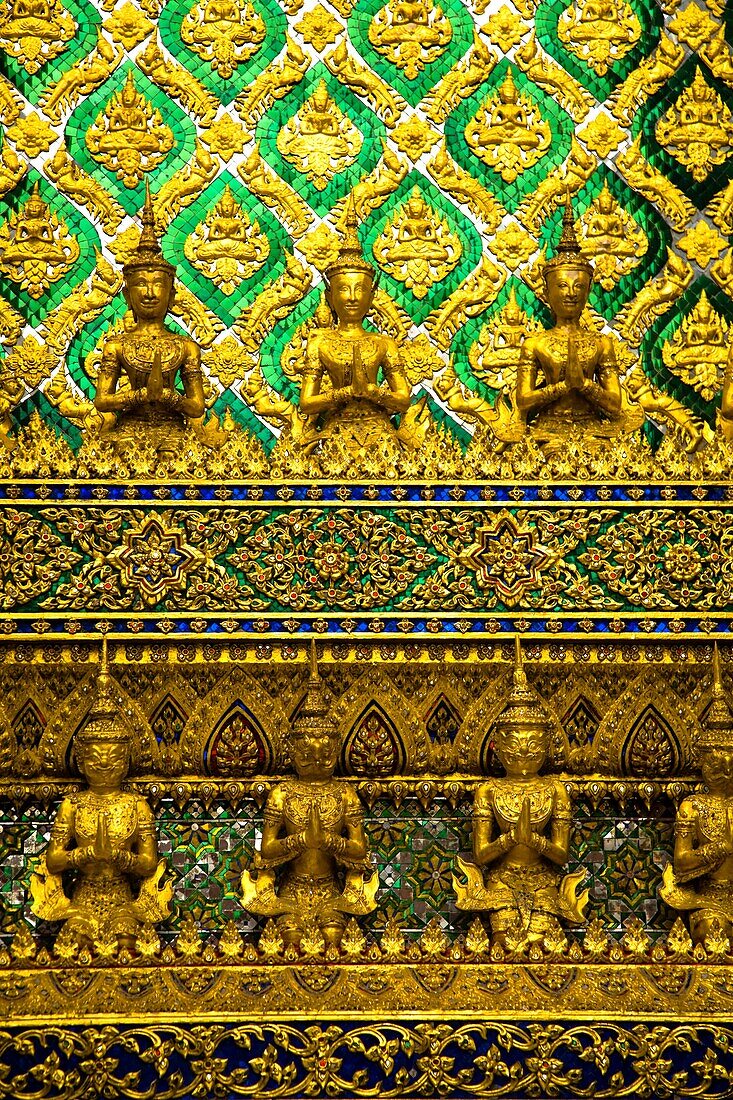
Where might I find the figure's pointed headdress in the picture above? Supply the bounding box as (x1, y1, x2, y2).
(122, 179, 175, 277)
(76, 637, 131, 747)
(545, 191, 592, 276)
(494, 636, 551, 743)
(325, 193, 375, 281)
(701, 643, 733, 749)
(292, 641, 338, 740)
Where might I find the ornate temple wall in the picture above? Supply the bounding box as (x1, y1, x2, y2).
(2, 0, 733, 1093)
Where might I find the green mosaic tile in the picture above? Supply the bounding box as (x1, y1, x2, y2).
(257, 63, 387, 219)
(444, 60, 575, 214)
(348, 0, 475, 108)
(63, 62, 198, 216)
(158, 0, 287, 106)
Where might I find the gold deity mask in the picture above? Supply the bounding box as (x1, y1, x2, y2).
(291, 729, 340, 778)
(123, 266, 175, 323)
(73, 725, 131, 784)
(495, 727, 548, 778)
(544, 265, 592, 321)
(700, 746, 733, 794)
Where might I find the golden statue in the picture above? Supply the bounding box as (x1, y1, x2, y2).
(184, 184, 270, 295)
(29, 641, 172, 948)
(515, 194, 643, 450)
(93, 185, 206, 459)
(299, 195, 412, 468)
(373, 185, 462, 300)
(661, 647, 733, 941)
(453, 638, 588, 947)
(241, 644, 378, 947)
(720, 344, 733, 443)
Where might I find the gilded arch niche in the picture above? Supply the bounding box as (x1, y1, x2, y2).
(456, 667, 569, 775)
(182, 668, 287, 775)
(593, 670, 699, 777)
(331, 668, 428, 775)
(41, 669, 155, 775)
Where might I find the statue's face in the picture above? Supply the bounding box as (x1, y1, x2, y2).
(327, 271, 373, 325)
(292, 730, 339, 779)
(701, 746, 733, 794)
(124, 267, 174, 322)
(497, 728, 547, 778)
(79, 740, 129, 789)
(545, 265, 591, 323)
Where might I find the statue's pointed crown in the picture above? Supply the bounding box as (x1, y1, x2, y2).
(701, 643, 733, 749)
(76, 637, 131, 746)
(292, 641, 338, 740)
(325, 193, 375, 281)
(122, 179, 175, 277)
(494, 637, 551, 742)
(545, 191, 593, 276)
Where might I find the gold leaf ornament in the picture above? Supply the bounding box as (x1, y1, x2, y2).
(656, 67, 733, 183)
(368, 0, 452, 79)
(661, 290, 729, 401)
(557, 0, 641, 76)
(294, 3, 343, 50)
(0, 182, 80, 299)
(372, 186, 462, 299)
(0, 0, 76, 74)
(180, 0, 265, 77)
(85, 70, 174, 188)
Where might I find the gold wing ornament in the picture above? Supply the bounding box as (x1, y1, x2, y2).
(29, 854, 71, 922)
(132, 860, 174, 924)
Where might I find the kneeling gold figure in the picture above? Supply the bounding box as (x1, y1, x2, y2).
(661, 645, 733, 942)
(30, 641, 172, 948)
(454, 638, 588, 946)
(241, 643, 377, 946)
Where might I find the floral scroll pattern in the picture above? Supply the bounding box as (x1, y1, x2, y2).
(0, 503, 725, 619)
(0, 1022, 730, 1097)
